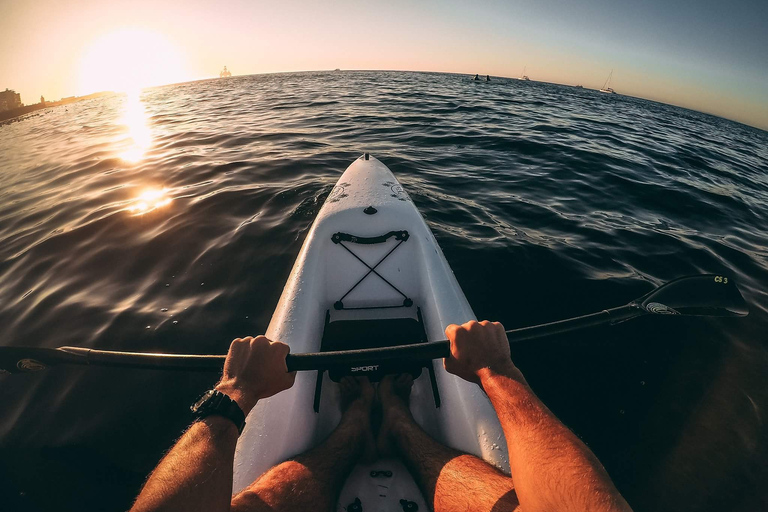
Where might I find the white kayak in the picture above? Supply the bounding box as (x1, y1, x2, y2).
(232, 154, 509, 509)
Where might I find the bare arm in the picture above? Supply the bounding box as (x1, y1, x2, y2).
(444, 321, 632, 512)
(130, 416, 238, 512)
(130, 336, 296, 512)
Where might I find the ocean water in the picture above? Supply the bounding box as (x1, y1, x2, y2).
(1, 71, 767, 511)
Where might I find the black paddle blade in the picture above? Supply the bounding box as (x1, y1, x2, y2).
(636, 274, 748, 317)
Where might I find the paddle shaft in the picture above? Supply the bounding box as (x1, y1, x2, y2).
(1, 304, 642, 374)
(288, 303, 640, 370)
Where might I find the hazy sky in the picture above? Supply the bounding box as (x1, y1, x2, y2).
(2, 0, 767, 130)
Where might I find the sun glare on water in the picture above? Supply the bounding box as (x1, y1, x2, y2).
(129, 188, 172, 214)
(119, 92, 153, 162)
(78, 28, 189, 162)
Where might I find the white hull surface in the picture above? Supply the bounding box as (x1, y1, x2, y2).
(232, 155, 509, 509)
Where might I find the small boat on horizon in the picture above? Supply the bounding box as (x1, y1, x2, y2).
(220, 66, 232, 78)
(519, 66, 531, 81)
(600, 70, 616, 94)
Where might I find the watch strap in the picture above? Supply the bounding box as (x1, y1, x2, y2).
(191, 390, 246, 434)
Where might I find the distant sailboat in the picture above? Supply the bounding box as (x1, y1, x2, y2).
(600, 70, 616, 94)
(220, 66, 232, 78)
(519, 66, 531, 81)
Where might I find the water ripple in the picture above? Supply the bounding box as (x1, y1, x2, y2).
(1, 71, 767, 512)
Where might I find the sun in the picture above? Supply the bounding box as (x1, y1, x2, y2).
(78, 28, 189, 95)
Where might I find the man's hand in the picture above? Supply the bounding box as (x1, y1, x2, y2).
(445, 321, 633, 512)
(444, 320, 526, 385)
(215, 336, 296, 415)
(131, 336, 294, 512)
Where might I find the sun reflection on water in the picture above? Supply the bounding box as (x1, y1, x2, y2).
(119, 91, 152, 162)
(128, 188, 172, 214)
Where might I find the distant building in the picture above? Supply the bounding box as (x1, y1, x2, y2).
(41, 95, 45, 105)
(0, 88, 23, 112)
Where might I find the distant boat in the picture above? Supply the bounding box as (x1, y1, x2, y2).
(220, 66, 232, 78)
(600, 70, 616, 94)
(334, 68, 341, 71)
(519, 66, 531, 81)
(575, 85, 584, 89)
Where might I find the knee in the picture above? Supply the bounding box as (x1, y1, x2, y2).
(434, 455, 518, 512)
(231, 489, 273, 512)
(252, 460, 315, 496)
(235, 460, 333, 512)
(271, 460, 315, 482)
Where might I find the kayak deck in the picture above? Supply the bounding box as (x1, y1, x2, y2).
(338, 458, 427, 512)
(232, 155, 509, 510)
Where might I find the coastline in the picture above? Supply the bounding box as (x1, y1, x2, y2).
(0, 91, 113, 126)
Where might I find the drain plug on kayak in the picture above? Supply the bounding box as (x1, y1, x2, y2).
(363, 206, 377, 215)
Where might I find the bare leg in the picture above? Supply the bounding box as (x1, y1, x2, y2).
(378, 375, 520, 512)
(231, 377, 376, 512)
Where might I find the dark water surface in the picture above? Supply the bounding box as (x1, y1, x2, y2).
(1, 71, 767, 511)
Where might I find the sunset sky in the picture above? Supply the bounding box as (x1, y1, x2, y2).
(2, 0, 767, 130)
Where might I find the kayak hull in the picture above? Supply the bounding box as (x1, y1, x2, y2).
(232, 155, 508, 507)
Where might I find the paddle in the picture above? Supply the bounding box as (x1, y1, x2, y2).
(0, 274, 747, 375)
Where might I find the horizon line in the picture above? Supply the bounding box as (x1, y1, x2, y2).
(18, 68, 768, 134)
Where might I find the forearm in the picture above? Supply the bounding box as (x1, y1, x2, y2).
(480, 367, 631, 512)
(131, 416, 239, 512)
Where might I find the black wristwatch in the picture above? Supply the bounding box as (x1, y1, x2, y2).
(190, 389, 246, 434)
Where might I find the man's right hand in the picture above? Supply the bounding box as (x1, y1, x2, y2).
(215, 336, 296, 415)
(445, 321, 632, 512)
(444, 320, 526, 385)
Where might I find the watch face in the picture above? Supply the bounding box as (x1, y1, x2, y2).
(192, 389, 216, 412)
